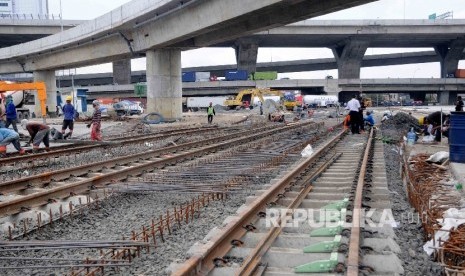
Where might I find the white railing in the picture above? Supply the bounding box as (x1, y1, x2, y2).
(0, 13, 61, 20)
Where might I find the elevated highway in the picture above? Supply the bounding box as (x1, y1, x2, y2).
(5, 50, 462, 87)
(0, 0, 377, 119)
(0, 19, 84, 47)
(65, 78, 465, 104)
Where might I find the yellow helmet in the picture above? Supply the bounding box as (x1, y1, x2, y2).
(418, 116, 425, 125)
(66, 96, 72, 101)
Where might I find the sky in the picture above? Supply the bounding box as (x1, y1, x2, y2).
(47, 0, 465, 79)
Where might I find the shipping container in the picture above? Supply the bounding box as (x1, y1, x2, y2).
(251, 71, 278, 80)
(225, 70, 248, 81)
(182, 71, 196, 82)
(455, 69, 465, 78)
(195, 72, 210, 82)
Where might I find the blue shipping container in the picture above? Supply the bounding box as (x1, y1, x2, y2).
(182, 72, 196, 82)
(225, 70, 248, 81)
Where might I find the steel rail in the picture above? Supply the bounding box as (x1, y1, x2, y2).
(0, 123, 292, 193)
(0, 122, 316, 217)
(0, 126, 220, 165)
(236, 152, 342, 276)
(171, 129, 346, 276)
(346, 128, 374, 275)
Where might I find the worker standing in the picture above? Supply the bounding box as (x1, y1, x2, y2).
(358, 96, 366, 133)
(0, 127, 25, 156)
(456, 96, 464, 112)
(61, 96, 75, 139)
(5, 96, 18, 132)
(346, 95, 361, 134)
(21, 119, 50, 152)
(87, 100, 102, 141)
(207, 102, 215, 124)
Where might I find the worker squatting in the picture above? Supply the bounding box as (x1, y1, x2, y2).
(0, 99, 103, 156)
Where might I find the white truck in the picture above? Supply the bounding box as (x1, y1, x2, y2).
(303, 95, 339, 108)
(186, 96, 229, 110)
(0, 89, 32, 119)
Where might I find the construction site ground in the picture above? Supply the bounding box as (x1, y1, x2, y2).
(1, 105, 464, 275)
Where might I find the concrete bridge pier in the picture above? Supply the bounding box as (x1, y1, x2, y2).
(338, 91, 359, 104)
(112, 59, 132, 85)
(332, 39, 370, 79)
(438, 90, 457, 105)
(435, 38, 465, 78)
(235, 39, 259, 75)
(146, 49, 182, 121)
(33, 70, 57, 117)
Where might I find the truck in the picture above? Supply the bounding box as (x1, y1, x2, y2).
(0, 81, 47, 120)
(303, 95, 339, 107)
(186, 96, 229, 110)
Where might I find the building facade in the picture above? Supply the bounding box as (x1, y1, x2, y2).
(0, 0, 49, 16)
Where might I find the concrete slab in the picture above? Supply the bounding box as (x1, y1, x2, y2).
(362, 253, 404, 274)
(363, 237, 401, 254)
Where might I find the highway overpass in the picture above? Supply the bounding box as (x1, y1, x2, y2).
(0, 19, 84, 47)
(62, 78, 465, 104)
(0, 0, 378, 119)
(4, 50, 464, 87)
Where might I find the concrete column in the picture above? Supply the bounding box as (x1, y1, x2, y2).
(235, 39, 259, 74)
(332, 39, 370, 79)
(33, 70, 57, 117)
(438, 91, 457, 105)
(435, 38, 465, 78)
(112, 59, 132, 84)
(146, 49, 182, 120)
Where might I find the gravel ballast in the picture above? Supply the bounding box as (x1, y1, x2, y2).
(381, 112, 443, 275)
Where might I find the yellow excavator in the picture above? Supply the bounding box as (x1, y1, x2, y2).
(0, 81, 47, 122)
(224, 88, 295, 111)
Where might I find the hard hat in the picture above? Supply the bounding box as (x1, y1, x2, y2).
(66, 96, 72, 101)
(21, 119, 28, 130)
(92, 100, 100, 106)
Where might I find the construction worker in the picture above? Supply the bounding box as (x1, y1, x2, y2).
(456, 96, 464, 112)
(207, 102, 215, 124)
(21, 119, 50, 152)
(5, 96, 18, 132)
(346, 95, 361, 134)
(87, 100, 102, 141)
(61, 96, 75, 139)
(0, 127, 25, 156)
(364, 111, 375, 128)
(0, 98, 5, 128)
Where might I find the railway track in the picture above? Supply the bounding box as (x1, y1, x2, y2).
(0, 126, 229, 169)
(0, 121, 320, 239)
(170, 129, 404, 275)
